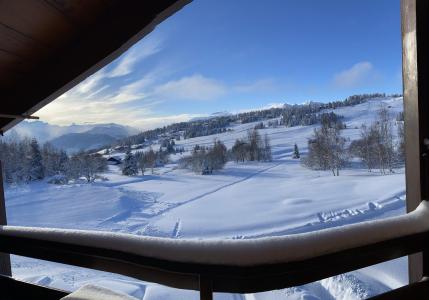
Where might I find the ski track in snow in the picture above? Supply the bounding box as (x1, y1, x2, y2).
(100, 162, 282, 234)
(162, 163, 282, 210)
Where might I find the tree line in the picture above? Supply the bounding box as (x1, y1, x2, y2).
(0, 137, 107, 185)
(121, 147, 170, 176)
(177, 129, 273, 175)
(231, 129, 272, 163)
(179, 140, 228, 174)
(115, 93, 395, 149)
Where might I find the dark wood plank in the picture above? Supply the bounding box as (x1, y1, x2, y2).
(0, 23, 50, 60)
(0, 230, 427, 293)
(0, 48, 26, 72)
(43, 0, 109, 28)
(0, 161, 11, 277)
(0, 274, 68, 300)
(0, 26, 49, 84)
(0, 0, 76, 48)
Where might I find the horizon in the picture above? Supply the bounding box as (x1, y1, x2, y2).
(35, 0, 402, 130)
(20, 92, 401, 132)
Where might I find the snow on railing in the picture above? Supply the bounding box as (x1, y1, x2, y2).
(1, 201, 429, 267)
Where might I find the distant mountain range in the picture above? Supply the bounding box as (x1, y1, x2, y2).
(7, 121, 139, 153)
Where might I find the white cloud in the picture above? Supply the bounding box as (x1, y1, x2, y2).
(107, 36, 162, 78)
(151, 74, 226, 101)
(129, 113, 203, 130)
(36, 94, 152, 128)
(333, 61, 374, 88)
(36, 59, 278, 130)
(36, 74, 279, 129)
(75, 69, 107, 94)
(37, 94, 200, 130)
(35, 66, 195, 129)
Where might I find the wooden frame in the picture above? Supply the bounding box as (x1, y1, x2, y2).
(0, 231, 428, 299)
(0, 161, 11, 276)
(401, 0, 429, 283)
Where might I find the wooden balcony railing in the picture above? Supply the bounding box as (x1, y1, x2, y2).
(0, 225, 428, 300)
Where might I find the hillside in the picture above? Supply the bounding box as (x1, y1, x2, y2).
(5, 96, 406, 299)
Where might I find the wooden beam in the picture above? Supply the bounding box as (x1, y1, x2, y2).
(0, 229, 427, 294)
(199, 276, 213, 300)
(415, 0, 429, 280)
(0, 114, 39, 120)
(0, 161, 11, 277)
(401, 0, 429, 283)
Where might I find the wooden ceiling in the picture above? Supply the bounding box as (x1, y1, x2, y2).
(0, 0, 189, 133)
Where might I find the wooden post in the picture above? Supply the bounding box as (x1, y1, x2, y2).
(199, 276, 213, 300)
(401, 0, 429, 283)
(0, 160, 11, 276)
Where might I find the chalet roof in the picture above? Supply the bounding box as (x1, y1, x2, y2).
(0, 0, 189, 134)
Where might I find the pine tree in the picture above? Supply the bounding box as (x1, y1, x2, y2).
(122, 149, 138, 176)
(28, 138, 44, 181)
(293, 143, 300, 159)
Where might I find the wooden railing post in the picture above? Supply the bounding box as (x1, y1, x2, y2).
(402, 0, 429, 283)
(199, 276, 213, 300)
(0, 160, 11, 276)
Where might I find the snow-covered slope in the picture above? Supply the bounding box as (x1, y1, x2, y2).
(5, 97, 407, 299)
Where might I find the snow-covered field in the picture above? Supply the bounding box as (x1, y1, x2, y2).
(5, 97, 408, 299)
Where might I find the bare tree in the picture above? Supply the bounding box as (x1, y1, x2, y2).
(376, 106, 395, 173)
(206, 139, 227, 171)
(263, 133, 272, 161)
(349, 107, 397, 174)
(67, 152, 107, 182)
(231, 130, 272, 163)
(303, 122, 347, 176)
(349, 125, 378, 172)
(138, 148, 157, 175)
(247, 129, 263, 161)
(397, 120, 405, 162)
(182, 141, 227, 175)
(231, 139, 248, 162)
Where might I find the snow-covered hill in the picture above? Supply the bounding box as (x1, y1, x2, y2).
(5, 97, 407, 299)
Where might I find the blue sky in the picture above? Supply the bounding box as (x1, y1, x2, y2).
(38, 0, 402, 129)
